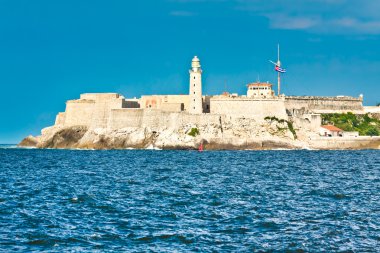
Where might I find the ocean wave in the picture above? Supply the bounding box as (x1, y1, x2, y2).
(0, 144, 23, 149)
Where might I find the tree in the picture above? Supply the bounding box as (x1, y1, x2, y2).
(365, 126, 379, 136)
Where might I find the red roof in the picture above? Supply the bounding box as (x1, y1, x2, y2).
(321, 125, 343, 132)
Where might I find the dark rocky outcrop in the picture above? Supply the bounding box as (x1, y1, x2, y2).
(18, 135, 38, 147)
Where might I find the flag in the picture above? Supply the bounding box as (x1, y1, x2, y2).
(275, 65, 286, 73)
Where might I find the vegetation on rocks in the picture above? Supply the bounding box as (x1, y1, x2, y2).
(322, 112, 380, 136)
(264, 116, 297, 139)
(188, 128, 200, 137)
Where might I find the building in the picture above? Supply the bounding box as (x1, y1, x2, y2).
(247, 82, 275, 98)
(54, 56, 367, 132)
(140, 95, 188, 112)
(320, 125, 343, 137)
(189, 56, 203, 114)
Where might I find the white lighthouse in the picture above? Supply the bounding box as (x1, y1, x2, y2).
(189, 56, 203, 114)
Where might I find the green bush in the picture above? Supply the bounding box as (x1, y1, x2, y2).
(188, 128, 199, 137)
(286, 121, 297, 139)
(365, 127, 379, 136)
(322, 113, 380, 136)
(265, 116, 297, 139)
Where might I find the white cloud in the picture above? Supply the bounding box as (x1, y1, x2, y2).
(266, 14, 321, 30)
(169, 0, 380, 34)
(235, 0, 380, 34)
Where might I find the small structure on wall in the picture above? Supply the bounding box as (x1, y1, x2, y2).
(320, 125, 343, 137)
(247, 82, 275, 99)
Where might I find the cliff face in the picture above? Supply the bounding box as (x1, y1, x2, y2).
(19, 117, 313, 150)
(19, 118, 380, 150)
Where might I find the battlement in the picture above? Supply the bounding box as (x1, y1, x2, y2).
(80, 93, 121, 100)
(285, 95, 362, 102)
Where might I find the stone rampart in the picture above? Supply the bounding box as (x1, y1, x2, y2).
(285, 96, 364, 115)
(109, 109, 143, 129)
(291, 114, 321, 132)
(160, 103, 183, 112)
(364, 106, 380, 114)
(56, 93, 369, 135)
(59, 93, 127, 128)
(309, 136, 380, 149)
(55, 112, 66, 126)
(91, 95, 125, 128)
(108, 108, 222, 130)
(210, 97, 288, 120)
(64, 99, 95, 126)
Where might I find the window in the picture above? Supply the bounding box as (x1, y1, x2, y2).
(194, 99, 195, 101)
(194, 92, 195, 94)
(194, 84, 195, 87)
(194, 76, 196, 79)
(193, 107, 195, 110)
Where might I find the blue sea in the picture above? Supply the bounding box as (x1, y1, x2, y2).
(0, 146, 379, 252)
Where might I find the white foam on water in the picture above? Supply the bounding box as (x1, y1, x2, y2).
(0, 145, 23, 149)
(145, 144, 162, 150)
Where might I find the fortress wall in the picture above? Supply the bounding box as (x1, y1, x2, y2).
(309, 136, 380, 149)
(107, 108, 223, 130)
(364, 106, 380, 114)
(90, 95, 125, 128)
(179, 113, 222, 126)
(64, 100, 95, 126)
(291, 114, 321, 132)
(55, 112, 66, 126)
(210, 98, 288, 120)
(140, 95, 190, 111)
(285, 96, 364, 115)
(166, 95, 189, 111)
(160, 103, 183, 112)
(80, 93, 121, 100)
(60, 93, 127, 129)
(141, 109, 165, 129)
(109, 109, 143, 129)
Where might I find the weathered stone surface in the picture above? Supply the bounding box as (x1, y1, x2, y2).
(19, 122, 380, 150)
(34, 126, 88, 149)
(18, 135, 38, 147)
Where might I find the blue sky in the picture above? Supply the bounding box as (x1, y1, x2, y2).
(1, 0, 380, 143)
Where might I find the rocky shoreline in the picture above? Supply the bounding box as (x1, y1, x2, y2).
(19, 124, 380, 150)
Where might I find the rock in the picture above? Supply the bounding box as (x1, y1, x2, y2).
(18, 135, 38, 147)
(38, 126, 88, 149)
(18, 114, 380, 150)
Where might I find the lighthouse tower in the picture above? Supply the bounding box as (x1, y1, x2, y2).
(189, 56, 203, 114)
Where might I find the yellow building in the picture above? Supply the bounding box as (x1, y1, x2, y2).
(247, 82, 275, 99)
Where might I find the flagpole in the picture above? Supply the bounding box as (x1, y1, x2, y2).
(278, 71, 280, 96)
(277, 44, 281, 96)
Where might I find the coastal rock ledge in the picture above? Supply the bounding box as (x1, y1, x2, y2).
(19, 122, 380, 150)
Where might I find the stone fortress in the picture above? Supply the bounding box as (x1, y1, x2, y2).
(55, 56, 365, 131)
(22, 56, 380, 150)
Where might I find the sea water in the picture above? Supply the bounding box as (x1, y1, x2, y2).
(0, 148, 379, 252)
